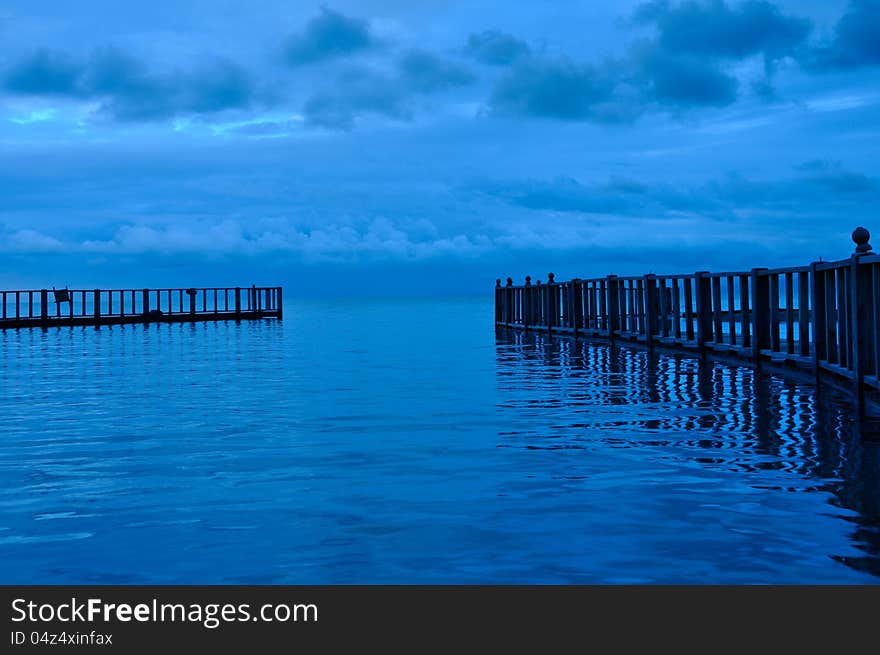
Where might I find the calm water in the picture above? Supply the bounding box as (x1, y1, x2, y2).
(1, 296, 878, 583)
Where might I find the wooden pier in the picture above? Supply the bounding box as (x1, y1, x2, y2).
(495, 227, 880, 417)
(0, 285, 282, 329)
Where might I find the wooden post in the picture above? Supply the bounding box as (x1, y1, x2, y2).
(739, 274, 750, 348)
(644, 274, 658, 347)
(276, 287, 283, 319)
(94, 289, 101, 321)
(798, 271, 810, 356)
(727, 276, 736, 346)
(711, 276, 722, 344)
(850, 227, 875, 416)
(495, 279, 502, 324)
(40, 289, 48, 325)
(142, 288, 150, 317)
(769, 274, 780, 352)
(545, 273, 555, 335)
(606, 275, 619, 343)
(523, 277, 532, 331)
(571, 279, 583, 338)
(811, 263, 825, 374)
(695, 272, 712, 352)
(235, 287, 242, 316)
(751, 268, 770, 363)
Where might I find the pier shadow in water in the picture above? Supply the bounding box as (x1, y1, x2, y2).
(495, 330, 880, 578)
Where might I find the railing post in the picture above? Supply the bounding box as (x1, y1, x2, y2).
(751, 268, 770, 363)
(503, 277, 513, 324)
(606, 275, 619, 343)
(142, 288, 150, 317)
(276, 286, 283, 319)
(644, 274, 658, 347)
(694, 272, 712, 352)
(40, 289, 48, 325)
(94, 289, 101, 321)
(810, 262, 825, 377)
(235, 287, 242, 316)
(546, 273, 556, 335)
(571, 279, 583, 339)
(495, 279, 502, 324)
(522, 276, 532, 332)
(850, 227, 875, 416)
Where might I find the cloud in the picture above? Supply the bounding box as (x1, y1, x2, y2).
(283, 8, 380, 66)
(488, 56, 633, 122)
(791, 160, 878, 193)
(302, 52, 475, 129)
(302, 68, 409, 129)
(398, 49, 475, 93)
(2, 218, 492, 262)
(476, 176, 632, 214)
(472, 175, 720, 216)
(803, 0, 880, 70)
(633, 0, 812, 62)
(2, 47, 255, 122)
(464, 30, 531, 66)
(471, 163, 879, 220)
(3, 49, 82, 95)
(629, 43, 739, 107)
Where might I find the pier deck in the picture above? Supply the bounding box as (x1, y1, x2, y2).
(496, 227, 880, 418)
(0, 286, 282, 329)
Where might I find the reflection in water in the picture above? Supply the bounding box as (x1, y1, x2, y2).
(495, 330, 880, 577)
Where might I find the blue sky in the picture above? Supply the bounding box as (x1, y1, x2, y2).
(1, 0, 878, 295)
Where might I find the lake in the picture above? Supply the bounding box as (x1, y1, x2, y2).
(1, 296, 878, 583)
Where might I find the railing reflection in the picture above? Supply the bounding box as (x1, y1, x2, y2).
(495, 330, 880, 576)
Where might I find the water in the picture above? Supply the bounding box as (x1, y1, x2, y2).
(1, 296, 878, 583)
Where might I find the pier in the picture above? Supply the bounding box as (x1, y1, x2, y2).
(495, 227, 880, 417)
(0, 285, 282, 329)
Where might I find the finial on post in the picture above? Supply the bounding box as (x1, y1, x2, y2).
(853, 226, 873, 255)
(505, 277, 513, 287)
(496, 279, 501, 288)
(547, 272, 555, 284)
(525, 275, 531, 286)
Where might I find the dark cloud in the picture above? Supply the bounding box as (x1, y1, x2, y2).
(473, 175, 721, 216)
(3, 49, 82, 95)
(476, 176, 632, 214)
(630, 44, 739, 107)
(464, 30, 531, 66)
(303, 69, 409, 129)
(284, 8, 380, 66)
(792, 160, 878, 193)
(2, 47, 254, 122)
(398, 49, 475, 93)
(488, 57, 634, 122)
(303, 52, 474, 129)
(634, 0, 812, 62)
(803, 0, 880, 70)
(472, 163, 879, 219)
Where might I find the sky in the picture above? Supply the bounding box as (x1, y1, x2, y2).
(1, 0, 879, 295)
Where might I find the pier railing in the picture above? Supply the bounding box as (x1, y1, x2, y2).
(495, 227, 880, 415)
(0, 285, 282, 328)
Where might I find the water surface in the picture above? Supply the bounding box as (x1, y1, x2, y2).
(1, 297, 878, 583)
